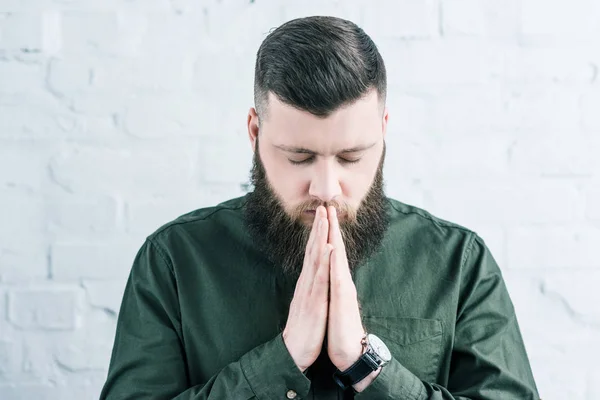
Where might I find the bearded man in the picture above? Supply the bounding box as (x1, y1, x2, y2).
(100, 16, 539, 400)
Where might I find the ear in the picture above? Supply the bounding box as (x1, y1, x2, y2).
(382, 106, 389, 139)
(247, 107, 260, 153)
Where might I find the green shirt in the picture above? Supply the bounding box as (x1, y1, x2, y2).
(100, 195, 540, 399)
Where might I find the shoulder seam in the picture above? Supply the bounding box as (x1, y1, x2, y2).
(147, 237, 176, 276)
(151, 200, 246, 237)
(386, 199, 473, 234)
(460, 232, 477, 271)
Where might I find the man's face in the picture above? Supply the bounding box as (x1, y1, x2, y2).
(244, 89, 390, 277)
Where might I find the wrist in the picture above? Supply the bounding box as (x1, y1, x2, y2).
(352, 367, 382, 392)
(282, 331, 309, 373)
(336, 333, 368, 371)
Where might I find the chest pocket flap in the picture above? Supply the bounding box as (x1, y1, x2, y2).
(363, 316, 443, 382)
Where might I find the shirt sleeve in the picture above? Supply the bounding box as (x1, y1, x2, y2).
(99, 238, 311, 400)
(354, 233, 541, 400)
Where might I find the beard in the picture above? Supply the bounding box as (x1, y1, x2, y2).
(243, 139, 390, 280)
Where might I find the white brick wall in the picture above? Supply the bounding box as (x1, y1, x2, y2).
(0, 0, 598, 398)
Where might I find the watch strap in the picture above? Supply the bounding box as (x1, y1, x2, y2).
(332, 351, 379, 390)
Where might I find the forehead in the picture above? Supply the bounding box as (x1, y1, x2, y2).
(261, 90, 383, 147)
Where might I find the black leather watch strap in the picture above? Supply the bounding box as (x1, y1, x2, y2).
(332, 352, 379, 390)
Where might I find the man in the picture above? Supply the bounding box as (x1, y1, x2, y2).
(100, 16, 540, 399)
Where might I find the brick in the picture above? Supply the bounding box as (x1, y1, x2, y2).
(504, 86, 581, 131)
(0, 291, 6, 335)
(8, 288, 81, 330)
(533, 366, 587, 400)
(0, 11, 61, 55)
(82, 280, 126, 315)
(206, 1, 287, 52)
(60, 11, 148, 57)
(379, 39, 500, 86)
(441, 0, 485, 36)
(192, 50, 254, 95)
(0, 382, 105, 400)
(0, 97, 66, 138)
(426, 85, 507, 134)
(442, 0, 522, 39)
(542, 271, 600, 324)
(385, 135, 511, 181)
(507, 227, 600, 269)
(509, 133, 597, 177)
(46, 57, 129, 116)
(502, 271, 600, 370)
(0, 0, 169, 12)
(581, 91, 600, 131)
(46, 57, 93, 101)
(55, 114, 120, 144)
(0, 13, 43, 51)
(589, 370, 600, 400)
(428, 137, 512, 179)
(52, 312, 116, 373)
(198, 136, 253, 184)
(54, 342, 113, 373)
(47, 193, 120, 238)
(0, 189, 45, 251)
(0, 248, 48, 283)
(50, 240, 139, 281)
(586, 187, 600, 221)
(503, 46, 598, 84)
(362, 0, 438, 39)
(123, 94, 215, 138)
(0, 140, 46, 191)
(520, 0, 600, 45)
(93, 54, 196, 94)
(48, 141, 196, 196)
(480, 0, 520, 40)
(423, 181, 582, 227)
(0, 340, 21, 376)
(384, 93, 429, 138)
(0, 61, 45, 95)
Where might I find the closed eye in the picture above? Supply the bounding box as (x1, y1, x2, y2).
(288, 156, 361, 165)
(338, 157, 361, 165)
(288, 156, 315, 165)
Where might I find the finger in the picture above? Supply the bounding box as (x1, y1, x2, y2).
(311, 244, 333, 298)
(327, 206, 346, 254)
(310, 212, 329, 268)
(329, 247, 355, 299)
(297, 206, 327, 294)
(305, 206, 325, 259)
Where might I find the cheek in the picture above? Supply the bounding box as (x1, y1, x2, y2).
(263, 156, 309, 202)
(340, 174, 370, 203)
(343, 161, 378, 195)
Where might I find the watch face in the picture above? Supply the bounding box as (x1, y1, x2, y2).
(368, 334, 392, 362)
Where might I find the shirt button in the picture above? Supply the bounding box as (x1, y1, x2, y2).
(286, 389, 297, 399)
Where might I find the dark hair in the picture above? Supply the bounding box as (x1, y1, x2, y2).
(253, 16, 387, 120)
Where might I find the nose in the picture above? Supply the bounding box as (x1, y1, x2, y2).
(308, 160, 342, 203)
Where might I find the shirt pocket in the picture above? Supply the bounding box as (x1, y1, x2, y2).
(362, 316, 443, 382)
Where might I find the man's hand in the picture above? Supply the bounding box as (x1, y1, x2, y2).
(282, 206, 333, 372)
(325, 206, 366, 372)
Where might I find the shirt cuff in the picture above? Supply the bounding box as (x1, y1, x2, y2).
(353, 356, 427, 399)
(240, 332, 311, 399)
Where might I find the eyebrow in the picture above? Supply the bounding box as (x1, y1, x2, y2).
(273, 142, 377, 156)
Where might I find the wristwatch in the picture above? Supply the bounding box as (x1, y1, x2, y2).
(332, 333, 392, 391)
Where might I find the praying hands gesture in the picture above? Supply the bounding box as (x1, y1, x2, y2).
(282, 205, 380, 392)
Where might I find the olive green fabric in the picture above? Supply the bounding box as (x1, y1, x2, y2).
(99, 195, 539, 399)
